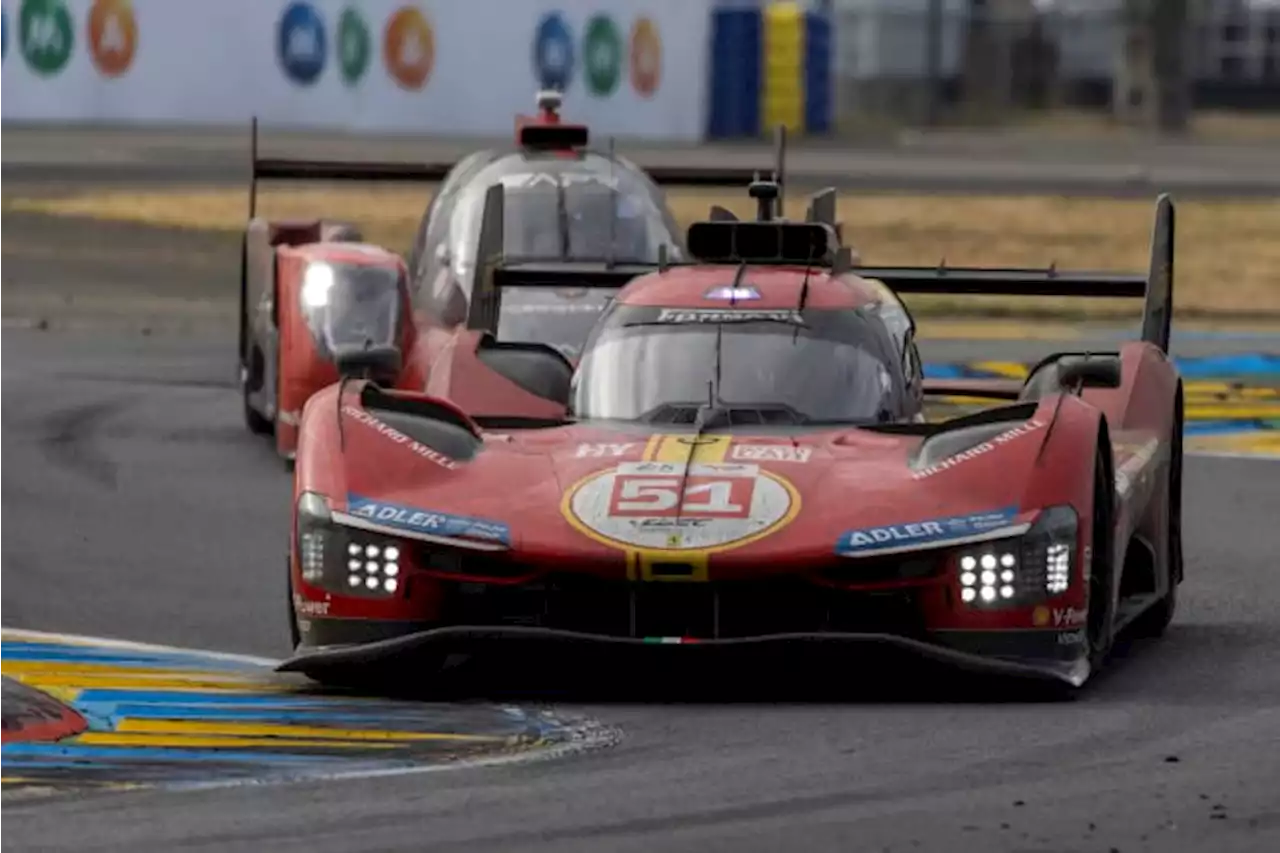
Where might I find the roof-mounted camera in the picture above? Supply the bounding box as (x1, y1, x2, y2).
(535, 89, 563, 119)
(748, 174, 781, 222)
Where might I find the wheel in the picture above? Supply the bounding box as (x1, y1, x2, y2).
(1131, 387, 1183, 638)
(286, 557, 301, 651)
(1086, 434, 1117, 669)
(242, 345, 274, 436)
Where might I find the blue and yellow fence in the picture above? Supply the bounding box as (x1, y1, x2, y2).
(707, 1, 833, 139)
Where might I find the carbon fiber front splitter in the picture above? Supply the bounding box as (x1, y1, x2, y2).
(278, 625, 1091, 689)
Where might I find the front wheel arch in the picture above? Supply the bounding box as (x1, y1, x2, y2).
(1086, 419, 1117, 665)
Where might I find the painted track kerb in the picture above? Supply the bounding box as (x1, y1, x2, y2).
(0, 629, 611, 795)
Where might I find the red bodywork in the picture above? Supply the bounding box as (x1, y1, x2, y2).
(282, 266, 1181, 689)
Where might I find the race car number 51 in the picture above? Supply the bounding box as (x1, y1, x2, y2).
(609, 475, 754, 518)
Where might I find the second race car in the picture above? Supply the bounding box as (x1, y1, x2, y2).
(239, 90, 779, 461)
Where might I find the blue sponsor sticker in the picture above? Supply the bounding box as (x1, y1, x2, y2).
(835, 505, 1020, 556)
(704, 285, 761, 301)
(346, 495, 511, 546)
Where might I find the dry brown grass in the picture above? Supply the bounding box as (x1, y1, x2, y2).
(7, 186, 1279, 318)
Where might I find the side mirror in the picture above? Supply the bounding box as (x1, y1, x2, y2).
(333, 343, 402, 382)
(1058, 355, 1122, 390)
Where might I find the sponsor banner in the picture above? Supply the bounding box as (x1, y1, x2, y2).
(2, 0, 710, 140)
(345, 494, 511, 545)
(835, 505, 1021, 557)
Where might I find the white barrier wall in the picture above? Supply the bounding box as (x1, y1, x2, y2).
(0, 0, 711, 141)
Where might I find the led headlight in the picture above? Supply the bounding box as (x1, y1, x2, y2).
(295, 492, 404, 598)
(955, 506, 1078, 609)
(956, 546, 1021, 605)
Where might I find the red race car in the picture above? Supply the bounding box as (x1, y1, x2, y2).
(280, 176, 1181, 692)
(239, 91, 781, 463)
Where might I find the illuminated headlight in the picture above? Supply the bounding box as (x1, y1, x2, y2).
(955, 506, 1078, 609)
(301, 263, 335, 308)
(295, 491, 405, 599)
(957, 546, 1021, 605)
(342, 538, 405, 596)
(297, 492, 333, 584)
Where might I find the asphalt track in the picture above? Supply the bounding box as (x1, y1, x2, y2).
(4, 129, 1280, 852)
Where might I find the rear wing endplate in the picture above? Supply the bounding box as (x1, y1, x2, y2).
(852, 194, 1176, 352)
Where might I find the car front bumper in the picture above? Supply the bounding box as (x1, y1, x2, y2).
(279, 623, 1091, 688)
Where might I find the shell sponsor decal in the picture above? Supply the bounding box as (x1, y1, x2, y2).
(561, 435, 802, 578)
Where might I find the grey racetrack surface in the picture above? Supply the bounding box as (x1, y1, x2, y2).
(4, 128, 1280, 852)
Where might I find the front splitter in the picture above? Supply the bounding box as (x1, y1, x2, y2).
(278, 625, 1091, 689)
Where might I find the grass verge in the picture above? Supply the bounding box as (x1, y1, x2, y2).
(6, 187, 1279, 320)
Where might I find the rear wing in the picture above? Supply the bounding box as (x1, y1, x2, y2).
(850, 193, 1176, 352)
(247, 117, 450, 218)
(465, 183, 657, 331)
(246, 117, 794, 218)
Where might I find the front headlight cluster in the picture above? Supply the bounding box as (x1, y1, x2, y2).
(958, 549, 1019, 604)
(344, 542, 401, 594)
(298, 261, 403, 362)
(955, 506, 1078, 609)
(296, 492, 404, 599)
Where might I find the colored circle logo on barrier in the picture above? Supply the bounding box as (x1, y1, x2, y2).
(383, 6, 433, 91)
(532, 12, 574, 92)
(582, 14, 620, 98)
(338, 6, 370, 86)
(529, 11, 662, 99)
(19, 0, 73, 76)
(277, 1, 326, 86)
(88, 0, 137, 78)
(629, 16, 661, 98)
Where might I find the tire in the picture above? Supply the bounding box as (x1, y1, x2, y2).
(1086, 434, 1117, 669)
(243, 344, 274, 436)
(286, 557, 301, 651)
(1131, 387, 1183, 638)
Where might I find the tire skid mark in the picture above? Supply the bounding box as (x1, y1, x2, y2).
(36, 398, 130, 490)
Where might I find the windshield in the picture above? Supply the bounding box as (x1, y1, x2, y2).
(449, 154, 681, 277)
(495, 286, 615, 361)
(570, 306, 906, 425)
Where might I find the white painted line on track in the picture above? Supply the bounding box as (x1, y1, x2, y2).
(1187, 449, 1280, 462)
(164, 717, 623, 794)
(0, 627, 281, 667)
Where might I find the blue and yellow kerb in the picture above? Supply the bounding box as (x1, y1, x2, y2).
(707, 1, 833, 138)
(0, 629, 582, 792)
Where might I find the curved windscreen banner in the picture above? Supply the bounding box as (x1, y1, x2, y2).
(1, 0, 712, 141)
